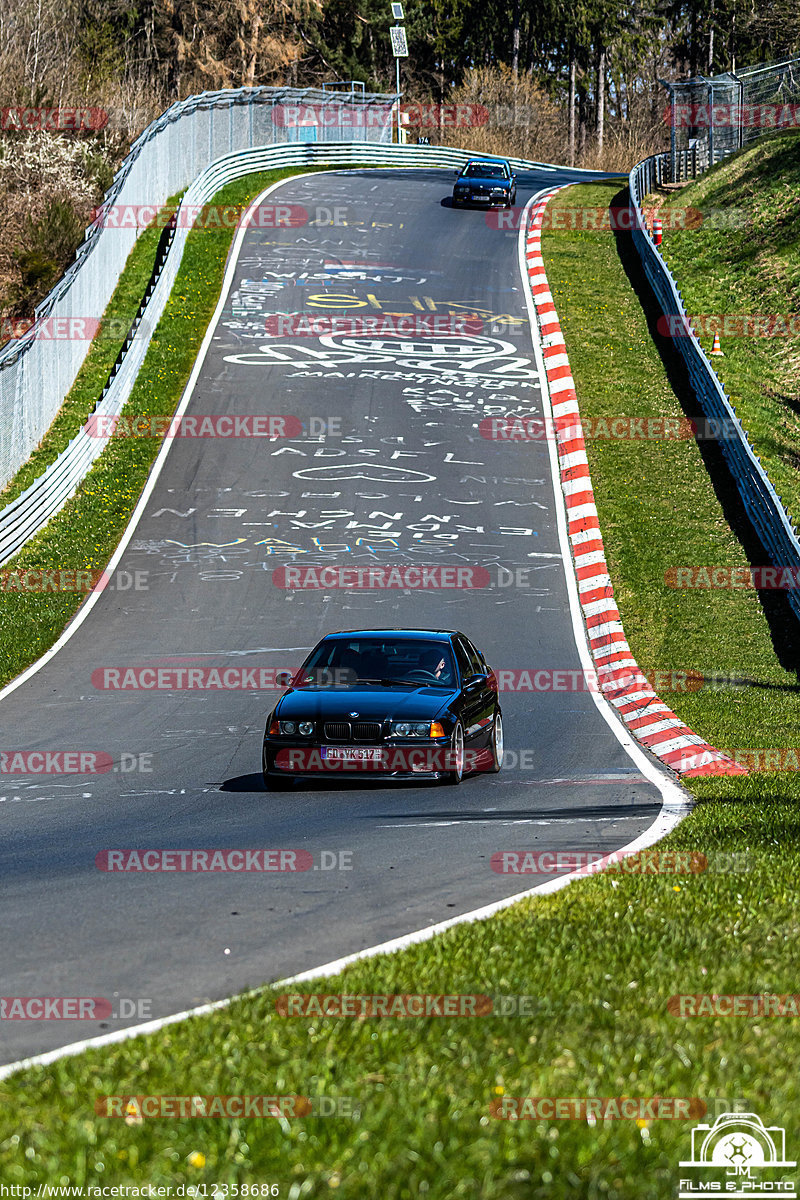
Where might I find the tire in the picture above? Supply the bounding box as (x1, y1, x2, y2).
(443, 721, 465, 785)
(488, 711, 504, 773)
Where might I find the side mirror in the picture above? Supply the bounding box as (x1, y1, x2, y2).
(275, 670, 293, 688)
(464, 672, 488, 690)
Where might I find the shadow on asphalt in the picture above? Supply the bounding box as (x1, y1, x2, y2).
(373, 802, 661, 821)
(220, 772, 446, 794)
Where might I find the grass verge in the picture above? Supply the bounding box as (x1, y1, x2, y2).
(2, 181, 800, 1196)
(0, 165, 342, 687)
(0, 202, 179, 509)
(654, 130, 800, 524)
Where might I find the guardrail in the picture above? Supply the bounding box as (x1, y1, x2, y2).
(0, 140, 577, 567)
(633, 148, 704, 191)
(629, 155, 800, 620)
(0, 86, 397, 493)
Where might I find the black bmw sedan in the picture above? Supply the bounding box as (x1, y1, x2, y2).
(262, 629, 503, 789)
(452, 158, 517, 208)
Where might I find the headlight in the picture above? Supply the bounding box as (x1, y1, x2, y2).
(268, 719, 313, 736)
(389, 721, 438, 738)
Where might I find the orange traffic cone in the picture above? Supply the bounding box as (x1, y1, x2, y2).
(709, 331, 724, 356)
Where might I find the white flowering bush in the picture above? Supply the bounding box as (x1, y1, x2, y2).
(0, 132, 114, 320)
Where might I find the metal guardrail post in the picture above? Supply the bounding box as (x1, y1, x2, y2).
(627, 153, 800, 621)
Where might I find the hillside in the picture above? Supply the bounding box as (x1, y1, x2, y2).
(658, 130, 800, 523)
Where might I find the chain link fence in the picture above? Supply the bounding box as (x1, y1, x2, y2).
(0, 86, 397, 492)
(662, 55, 800, 180)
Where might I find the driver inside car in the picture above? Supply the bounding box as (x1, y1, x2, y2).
(419, 648, 454, 684)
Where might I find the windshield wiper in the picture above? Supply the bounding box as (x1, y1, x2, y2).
(350, 677, 417, 686)
(348, 676, 451, 688)
(383, 677, 452, 688)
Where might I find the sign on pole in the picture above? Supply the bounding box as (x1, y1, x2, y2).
(390, 25, 409, 56)
(391, 2, 404, 17)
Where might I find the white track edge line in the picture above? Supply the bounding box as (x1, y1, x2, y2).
(0, 183, 692, 1084)
(0, 173, 321, 706)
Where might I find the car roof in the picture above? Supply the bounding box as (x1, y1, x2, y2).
(321, 629, 459, 642)
(463, 157, 510, 167)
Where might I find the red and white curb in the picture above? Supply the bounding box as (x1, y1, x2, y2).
(525, 187, 744, 778)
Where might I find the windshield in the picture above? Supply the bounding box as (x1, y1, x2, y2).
(296, 638, 457, 687)
(464, 162, 507, 178)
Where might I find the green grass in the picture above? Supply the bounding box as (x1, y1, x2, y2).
(0, 166, 338, 686)
(3, 180, 800, 1197)
(0, 198, 180, 509)
(544, 181, 800, 766)
(1, 804, 798, 1196)
(656, 130, 800, 525)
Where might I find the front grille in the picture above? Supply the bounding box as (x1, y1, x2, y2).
(324, 722, 351, 741)
(353, 722, 381, 742)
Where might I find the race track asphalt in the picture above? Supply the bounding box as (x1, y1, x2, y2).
(0, 165, 667, 1065)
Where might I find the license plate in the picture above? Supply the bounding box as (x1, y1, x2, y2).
(320, 746, 385, 762)
(471, 193, 486, 201)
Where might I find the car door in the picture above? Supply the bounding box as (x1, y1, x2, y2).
(453, 635, 495, 747)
